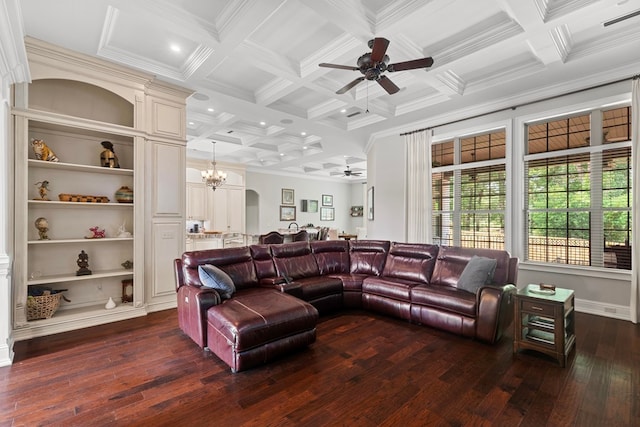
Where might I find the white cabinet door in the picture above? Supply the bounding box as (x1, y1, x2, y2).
(210, 188, 229, 232)
(193, 238, 222, 251)
(227, 188, 244, 233)
(209, 187, 244, 233)
(186, 182, 207, 220)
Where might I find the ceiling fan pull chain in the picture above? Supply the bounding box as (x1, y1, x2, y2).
(366, 81, 369, 113)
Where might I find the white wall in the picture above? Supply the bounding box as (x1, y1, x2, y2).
(368, 80, 634, 320)
(366, 134, 407, 241)
(246, 171, 357, 234)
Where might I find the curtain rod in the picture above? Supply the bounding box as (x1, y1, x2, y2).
(400, 74, 639, 136)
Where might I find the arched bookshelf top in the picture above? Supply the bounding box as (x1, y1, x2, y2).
(29, 79, 134, 127)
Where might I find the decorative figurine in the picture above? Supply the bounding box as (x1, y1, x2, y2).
(105, 296, 116, 310)
(86, 226, 106, 239)
(30, 138, 59, 162)
(34, 180, 51, 200)
(121, 260, 133, 269)
(116, 221, 132, 238)
(34, 217, 49, 240)
(76, 250, 92, 276)
(100, 140, 120, 168)
(122, 279, 134, 303)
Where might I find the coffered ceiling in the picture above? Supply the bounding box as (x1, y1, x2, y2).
(17, 0, 640, 180)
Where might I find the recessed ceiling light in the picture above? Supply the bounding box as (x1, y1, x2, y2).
(170, 44, 181, 53)
(303, 146, 308, 150)
(280, 153, 285, 156)
(301, 132, 306, 136)
(207, 107, 214, 112)
(259, 121, 266, 126)
(340, 109, 347, 113)
(188, 121, 194, 125)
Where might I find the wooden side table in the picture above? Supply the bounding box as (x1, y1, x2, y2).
(513, 284, 576, 367)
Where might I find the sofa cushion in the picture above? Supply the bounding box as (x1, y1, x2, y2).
(456, 255, 497, 294)
(271, 241, 320, 279)
(293, 276, 344, 301)
(431, 246, 512, 288)
(410, 285, 476, 317)
(331, 273, 369, 292)
(362, 276, 420, 302)
(182, 247, 258, 290)
(381, 242, 439, 285)
(311, 240, 350, 275)
(206, 288, 318, 353)
(250, 244, 277, 280)
(349, 240, 390, 275)
(198, 264, 236, 299)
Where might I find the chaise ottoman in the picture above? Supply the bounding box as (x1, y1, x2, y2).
(206, 287, 319, 372)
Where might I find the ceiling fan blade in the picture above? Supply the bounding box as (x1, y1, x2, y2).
(370, 37, 390, 63)
(377, 75, 400, 94)
(319, 63, 359, 71)
(387, 57, 434, 72)
(336, 77, 365, 94)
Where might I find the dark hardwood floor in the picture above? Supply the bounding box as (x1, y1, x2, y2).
(1, 309, 638, 426)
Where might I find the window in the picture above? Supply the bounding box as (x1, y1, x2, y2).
(432, 130, 506, 250)
(524, 106, 632, 269)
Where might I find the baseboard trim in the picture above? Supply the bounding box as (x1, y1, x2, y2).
(0, 340, 14, 367)
(146, 299, 177, 313)
(575, 298, 630, 321)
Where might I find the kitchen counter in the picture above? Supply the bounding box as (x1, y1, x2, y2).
(187, 233, 223, 239)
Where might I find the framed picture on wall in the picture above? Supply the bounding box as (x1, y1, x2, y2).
(280, 205, 296, 221)
(322, 194, 333, 206)
(320, 207, 334, 221)
(367, 186, 374, 220)
(301, 199, 318, 213)
(282, 188, 295, 205)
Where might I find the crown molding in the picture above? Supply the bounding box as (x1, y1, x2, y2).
(0, 0, 30, 84)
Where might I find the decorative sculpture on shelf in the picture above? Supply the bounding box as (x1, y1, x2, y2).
(30, 138, 59, 162)
(86, 226, 106, 239)
(116, 221, 132, 238)
(76, 250, 92, 276)
(121, 260, 133, 269)
(100, 140, 120, 168)
(34, 217, 49, 240)
(34, 180, 51, 201)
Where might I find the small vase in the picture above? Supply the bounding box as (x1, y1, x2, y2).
(105, 297, 116, 310)
(115, 186, 133, 203)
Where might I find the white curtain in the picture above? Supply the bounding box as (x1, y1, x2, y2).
(406, 130, 432, 243)
(631, 77, 640, 323)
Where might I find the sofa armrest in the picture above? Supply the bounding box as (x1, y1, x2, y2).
(259, 280, 304, 299)
(259, 277, 286, 286)
(174, 258, 185, 291)
(177, 285, 221, 349)
(475, 284, 516, 344)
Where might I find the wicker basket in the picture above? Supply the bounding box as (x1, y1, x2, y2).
(27, 293, 63, 320)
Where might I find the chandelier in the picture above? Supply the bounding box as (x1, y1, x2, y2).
(201, 141, 227, 191)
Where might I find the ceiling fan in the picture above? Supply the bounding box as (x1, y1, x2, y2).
(342, 165, 362, 177)
(319, 37, 434, 95)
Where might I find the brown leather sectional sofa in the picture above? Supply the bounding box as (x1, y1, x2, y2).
(174, 240, 518, 372)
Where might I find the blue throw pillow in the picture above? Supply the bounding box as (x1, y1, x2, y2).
(198, 264, 236, 299)
(457, 255, 497, 294)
